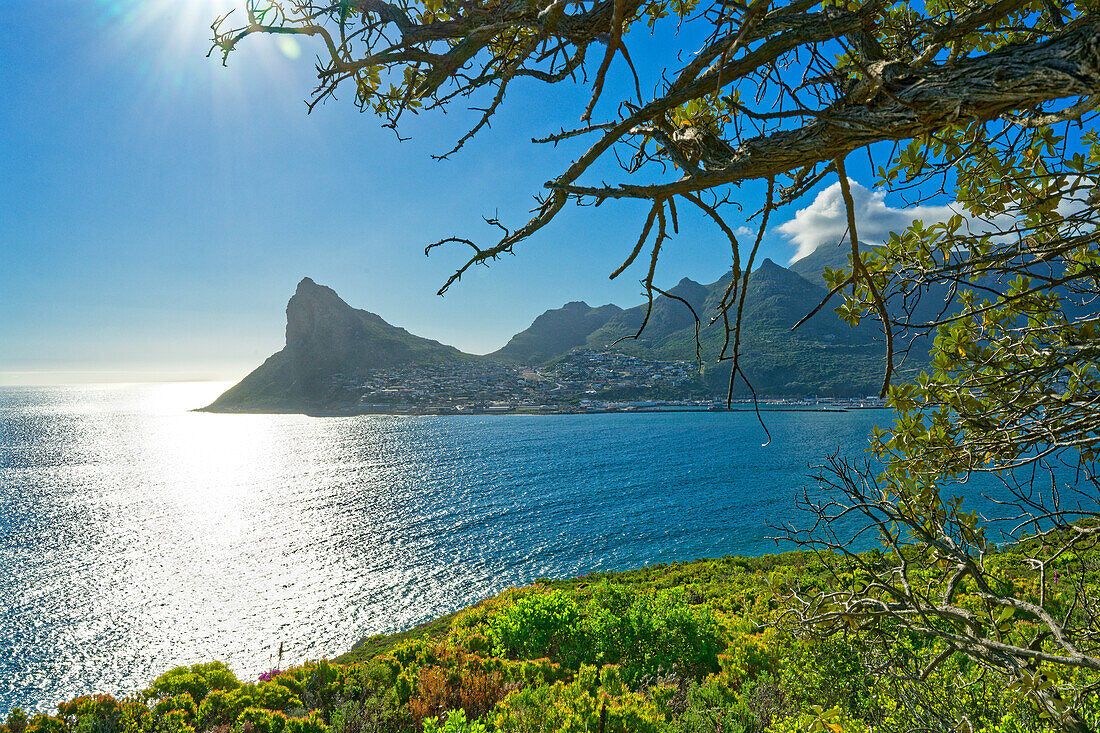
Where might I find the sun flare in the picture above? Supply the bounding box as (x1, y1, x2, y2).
(94, 0, 302, 97)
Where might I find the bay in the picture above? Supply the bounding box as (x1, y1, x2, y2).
(2, 382, 890, 713)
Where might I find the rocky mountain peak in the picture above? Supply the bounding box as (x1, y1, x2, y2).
(286, 277, 357, 349)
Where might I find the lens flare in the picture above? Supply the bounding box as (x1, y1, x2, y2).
(277, 36, 302, 60)
(91, 0, 303, 100)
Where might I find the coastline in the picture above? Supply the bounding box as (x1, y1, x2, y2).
(197, 402, 890, 417)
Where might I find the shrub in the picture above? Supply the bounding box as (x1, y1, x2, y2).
(285, 712, 327, 733)
(488, 591, 583, 666)
(486, 585, 721, 685)
(493, 664, 662, 733)
(25, 714, 66, 733)
(59, 695, 147, 733)
(145, 663, 240, 703)
(199, 691, 238, 729)
(152, 694, 198, 722)
(740, 673, 788, 733)
(580, 586, 721, 685)
(5, 709, 27, 733)
(767, 706, 868, 733)
(58, 695, 124, 724)
(776, 639, 872, 721)
(408, 666, 508, 727)
(422, 710, 486, 733)
(252, 682, 303, 712)
(605, 587, 720, 684)
(505, 658, 564, 687)
(657, 679, 754, 733)
(153, 709, 195, 733)
(328, 694, 409, 733)
(716, 628, 779, 692)
(336, 660, 397, 705)
(236, 708, 287, 733)
(193, 682, 301, 729)
(300, 662, 342, 717)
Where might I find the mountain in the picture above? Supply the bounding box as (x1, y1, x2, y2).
(206, 278, 467, 411)
(578, 260, 892, 397)
(788, 241, 851, 283)
(582, 277, 711, 349)
(209, 260, 906, 413)
(492, 301, 623, 364)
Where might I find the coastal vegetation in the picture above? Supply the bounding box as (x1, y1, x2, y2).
(6, 542, 1098, 733)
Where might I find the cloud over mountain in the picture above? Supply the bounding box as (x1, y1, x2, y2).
(778, 180, 961, 263)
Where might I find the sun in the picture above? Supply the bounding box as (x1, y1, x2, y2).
(96, 0, 235, 49)
(93, 0, 304, 96)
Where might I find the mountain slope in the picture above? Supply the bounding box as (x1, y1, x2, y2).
(492, 301, 623, 364)
(788, 242, 851, 283)
(581, 277, 712, 350)
(579, 259, 890, 396)
(206, 278, 467, 411)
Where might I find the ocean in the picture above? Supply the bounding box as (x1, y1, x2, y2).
(0, 382, 922, 712)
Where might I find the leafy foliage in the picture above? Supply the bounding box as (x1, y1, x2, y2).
(7, 547, 1100, 733)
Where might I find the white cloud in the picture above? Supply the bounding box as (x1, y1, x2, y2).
(778, 180, 961, 264)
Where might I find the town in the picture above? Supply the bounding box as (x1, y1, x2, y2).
(330, 349, 885, 414)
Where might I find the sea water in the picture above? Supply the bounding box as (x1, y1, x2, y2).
(0, 383, 928, 711)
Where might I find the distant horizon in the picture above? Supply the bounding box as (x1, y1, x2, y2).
(0, 253, 824, 386)
(0, 373, 240, 387)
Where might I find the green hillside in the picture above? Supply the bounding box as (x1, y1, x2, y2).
(583, 260, 897, 397)
(492, 302, 624, 365)
(9, 539, 1096, 733)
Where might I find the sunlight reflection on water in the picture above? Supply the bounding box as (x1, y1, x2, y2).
(2, 383, 890, 712)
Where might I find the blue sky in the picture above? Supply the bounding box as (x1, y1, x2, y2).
(0, 0, 920, 384)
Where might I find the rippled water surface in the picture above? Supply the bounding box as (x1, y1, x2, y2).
(4, 383, 898, 712)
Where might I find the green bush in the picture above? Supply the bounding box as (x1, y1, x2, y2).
(58, 695, 148, 733)
(658, 679, 754, 733)
(586, 586, 720, 684)
(488, 591, 583, 665)
(285, 712, 328, 733)
(5, 710, 26, 733)
(251, 682, 303, 713)
(493, 664, 662, 733)
(328, 693, 408, 733)
(145, 663, 240, 702)
(299, 662, 342, 717)
(236, 707, 287, 733)
(151, 694, 198, 722)
(152, 709, 195, 733)
(767, 706, 868, 733)
(197, 690, 236, 729)
(486, 585, 720, 685)
(422, 710, 487, 733)
(776, 638, 873, 721)
(24, 714, 66, 733)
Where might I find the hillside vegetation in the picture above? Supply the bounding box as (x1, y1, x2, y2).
(6, 541, 1097, 733)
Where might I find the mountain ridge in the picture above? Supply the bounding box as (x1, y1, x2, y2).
(206, 254, 900, 412)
